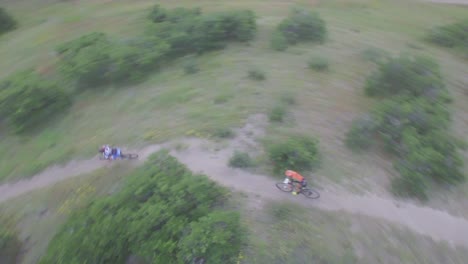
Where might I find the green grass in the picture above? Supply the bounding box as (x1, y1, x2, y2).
(0, 0, 467, 220)
(0, 1, 467, 263)
(0, 164, 133, 264)
(3, 170, 468, 264)
(239, 199, 468, 264)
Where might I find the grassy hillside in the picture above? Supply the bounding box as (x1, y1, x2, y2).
(0, 1, 467, 262)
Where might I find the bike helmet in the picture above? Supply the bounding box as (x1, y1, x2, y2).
(99, 145, 107, 153)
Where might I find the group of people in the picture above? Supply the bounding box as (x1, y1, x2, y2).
(98, 145, 122, 160)
(98, 145, 308, 195)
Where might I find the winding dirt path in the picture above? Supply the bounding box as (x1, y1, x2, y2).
(1, 115, 468, 249)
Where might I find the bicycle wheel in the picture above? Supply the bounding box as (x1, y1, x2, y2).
(276, 183, 293, 192)
(122, 153, 139, 159)
(301, 188, 320, 199)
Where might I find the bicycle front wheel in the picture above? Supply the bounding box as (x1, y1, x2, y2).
(125, 153, 139, 159)
(121, 153, 139, 159)
(276, 183, 293, 192)
(301, 188, 320, 199)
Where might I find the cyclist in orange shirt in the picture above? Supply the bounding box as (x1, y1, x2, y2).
(284, 170, 307, 195)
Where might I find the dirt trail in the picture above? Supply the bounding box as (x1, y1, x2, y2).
(423, 0, 468, 4)
(1, 115, 468, 249)
(170, 137, 468, 249)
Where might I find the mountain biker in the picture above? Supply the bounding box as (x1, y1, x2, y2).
(99, 145, 112, 159)
(111, 147, 122, 160)
(99, 145, 122, 160)
(284, 170, 307, 195)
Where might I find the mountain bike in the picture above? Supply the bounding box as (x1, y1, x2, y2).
(99, 153, 139, 160)
(275, 180, 320, 199)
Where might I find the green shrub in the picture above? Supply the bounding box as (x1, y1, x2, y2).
(247, 68, 265, 81)
(183, 59, 199, 74)
(364, 55, 448, 100)
(399, 128, 464, 184)
(267, 135, 320, 174)
(346, 53, 465, 199)
(371, 96, 451, 153)
(268, 104, 286, 122)
(213, 94, 230, 104)
(308, 56, 329, 71)
(0, 70, 71, 133)
(0, 216, 20, 264)
(107, 39, 169, 83)
(426, 19, 468, 48)
(147, 7, 256, 55)
(279, 93, 296, 105)
(229, 151, 254, 168)
(146, 6, 203, 57)
(40, 150, 243, 264)
(268, 202, 294, 221)
(177, 211, 244, 264)
(56, 7, 256, 89)
(360, 47, 389, 64)
(56, 32, 113, 86)
(345, 115, 377, 151)
(193, 10, 256, 52)
(276, 9, 327, 45)
(391, 168, 428, 200)
(212, 127, 235, 138)
(0, 7, 17, 34)
(270, 30, 288, 51)
(148, 5, 201, 24)
(57, 33, 170, 87)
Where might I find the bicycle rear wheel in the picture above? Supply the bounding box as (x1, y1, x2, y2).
(122, 153, 139, 159)
(276, 183, 293, 192)
(301, 188, 320, 199)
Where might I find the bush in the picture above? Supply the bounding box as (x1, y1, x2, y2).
(247, 68, 265, 81)
(56, 7, 257, 89)
(399, 128, 464, 184)
(107, 39, 170, 82)
(426, 19, 468, 48)
(177, 211, 244, 264)
(0, 216, 20, 264)
(270, 30, 288, 51)
(269, 104, 286, 122)
(364, 55, 448, 99)
(275, 9, 327, 46)
(212, 127, 235, 138)
(146, 6, 203, 56)
(0, 7, 17, 34)
(57, 32, 170, 87)
(148, 5, 201, 24)
(268, 202, 294, 221)
(147, 7, 256, 55)
(56, 32, 114, 86)
(346, 54, 465, 199)
(267, 135, 320, 174)
(308, 56, 329, 71)
(372, 96, 452, 153)
(391, 168, 428, 200)
(229, 151, 254, 168)
(0, 70, 71, 133)
(193, 10, 256, 52)
(40, 150, 243, 264)
(345, 115, 377, 151)
(360, 47, 389, 64)
(183, 59, 199, 74)
(279, 93, 296, 105)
